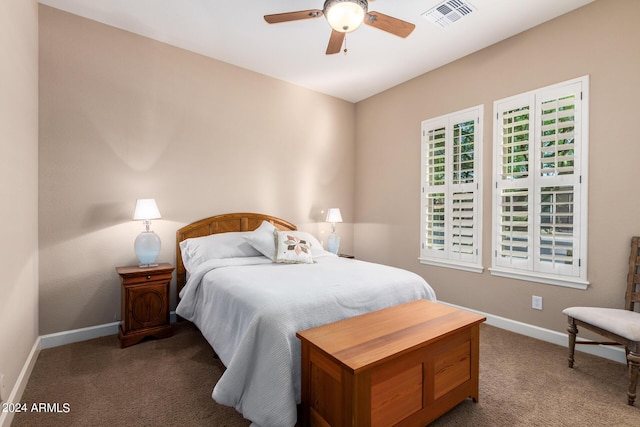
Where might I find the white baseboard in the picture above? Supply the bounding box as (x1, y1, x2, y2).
(38, 307, 626, 364)
(40, 312, 178, 349)
(0, 337, 41, 427)
(440, 301, 627, 364)
(40, 321, 120, 349)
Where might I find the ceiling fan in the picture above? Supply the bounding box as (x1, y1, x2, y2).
(264, 0, 416, 55)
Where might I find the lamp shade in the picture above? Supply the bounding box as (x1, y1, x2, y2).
(326, 208, 343, 223)
(133, 198, 161, 220)
(323, 0, 367, 33)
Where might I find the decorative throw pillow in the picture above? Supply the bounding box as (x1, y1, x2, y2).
(274, 230, 314, 264)
(286, 231, 328, 258)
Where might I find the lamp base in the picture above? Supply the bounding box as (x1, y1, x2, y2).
(327, 232, 341, 255)
(134, 231, 161, 266)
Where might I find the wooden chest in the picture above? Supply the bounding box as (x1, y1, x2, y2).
(296, 300, 486, 427)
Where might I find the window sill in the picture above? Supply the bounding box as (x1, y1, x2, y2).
(489, 267, 589, 290)
(418, 257, 484, 273)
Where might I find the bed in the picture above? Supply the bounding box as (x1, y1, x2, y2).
(174, 213, 437, 427)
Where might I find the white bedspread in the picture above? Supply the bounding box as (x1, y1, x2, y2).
(176, 254, 436, 427)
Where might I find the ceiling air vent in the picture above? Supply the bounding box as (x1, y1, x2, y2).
(422, 0, 476, 28)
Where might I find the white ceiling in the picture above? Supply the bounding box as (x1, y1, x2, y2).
(39, 0, 594, 103)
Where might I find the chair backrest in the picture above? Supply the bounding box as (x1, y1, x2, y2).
(625, 236, 640, 312)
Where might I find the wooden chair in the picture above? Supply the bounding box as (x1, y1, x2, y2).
(563, 236, 640, 405)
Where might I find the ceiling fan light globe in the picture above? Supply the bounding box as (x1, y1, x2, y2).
(324, 0, 367, 33)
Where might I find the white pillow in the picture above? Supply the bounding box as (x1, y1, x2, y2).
(180, 232, 261, 272)
(243, 220, 278, 259)
(274, 230, 314, 264)
(244, 220, 328, 259)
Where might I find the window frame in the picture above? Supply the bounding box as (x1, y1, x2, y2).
(490, 76, 589, 289)
(419, 105, 484, 273)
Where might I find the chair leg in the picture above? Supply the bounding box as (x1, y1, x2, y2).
(628, 350, 640, 406)
(567, 318, 578, 368)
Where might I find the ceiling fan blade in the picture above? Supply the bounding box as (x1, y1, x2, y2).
(264, 9, 323, 24)
(364, 11, 415, 38)
(326, 30, 345, 55)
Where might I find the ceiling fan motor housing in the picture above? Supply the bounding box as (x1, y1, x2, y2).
(323, 0, 369, 33)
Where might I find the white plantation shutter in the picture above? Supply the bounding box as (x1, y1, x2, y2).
(495, 98, 534, 271)
(425, 192, 445, 253)
(534, 83, 583, 278)
(498, 187, 531, 267)
(499, 104, 531, 180)
(492, 76, 588, 288)
(424, 122, 447, 256)
(538, 185, 575, 271)
(451, 191, 475, 257)
(421, 106, 483, 271)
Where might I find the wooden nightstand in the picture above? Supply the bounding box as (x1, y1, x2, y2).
(116, 263, 174, 348)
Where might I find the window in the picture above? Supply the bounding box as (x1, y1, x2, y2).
(420, 105, 483, 273)
(491, 76, 589, 289)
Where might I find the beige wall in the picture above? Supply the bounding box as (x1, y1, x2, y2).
(355, 0, 640, 333)
(0, 0, 39, 417)
(38, 6, 355, 334)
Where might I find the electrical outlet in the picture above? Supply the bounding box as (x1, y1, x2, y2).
(532, 295, 543, 310)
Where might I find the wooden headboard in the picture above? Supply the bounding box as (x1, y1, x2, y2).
(175, 212, 297, 295)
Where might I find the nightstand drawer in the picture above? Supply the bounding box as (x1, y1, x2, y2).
(122, 272, 172, 285)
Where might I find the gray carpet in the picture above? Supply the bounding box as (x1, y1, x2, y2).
(12, 322, 640, 426)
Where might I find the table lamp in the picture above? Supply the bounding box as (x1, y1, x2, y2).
(326, 208, 343, 254)
(133, 198, 161, 267)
